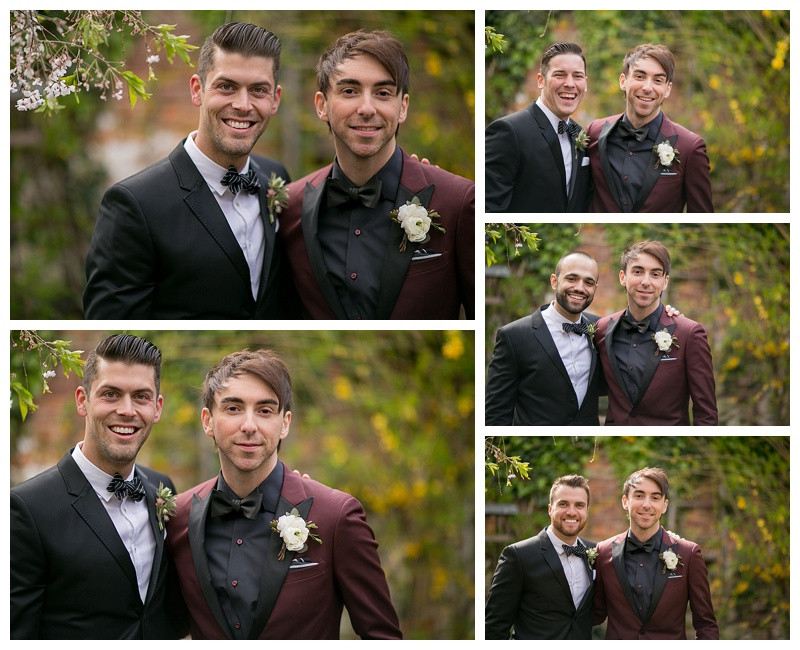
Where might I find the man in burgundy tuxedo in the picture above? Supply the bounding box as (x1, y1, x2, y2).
(593, 467, 718, 639)
(279, 30, 474, 319)
(167, 349, 401, 639)
(586, 43, 713, 212)
(596, 240, 718, 425)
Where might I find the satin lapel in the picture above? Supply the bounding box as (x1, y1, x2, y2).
(634, 131, 677, 212)
(540, 534, 573, 604)
(300, 178, 349, 319)
(530, 309, 574, 393)
(582, 315, 598, 380)
(532, 104, 567, 196)
(598, 119, 622, 210)
(636, 318, 677, 408)
(374, 183, 432, 318)
(567, 135, 578, 199)
(603, 315, 630, 405)
(60, 455, 139, 594)
(188, 491, 233, 638)
(248, 495, 314, 640)
(611, 536, 641, 619)
(645, 530, 672, 622)
(251, 159, 279, 307)
(137, 468, 166, 606)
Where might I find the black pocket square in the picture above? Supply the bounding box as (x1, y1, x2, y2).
(289, 558, 319, 571)
(411, 248, 442, 261)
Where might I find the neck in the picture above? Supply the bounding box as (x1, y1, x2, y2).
(193, 131, 248, 171)
(625, 108, 659, 131)
(552, 301, 581, 322)
(334, 140, 396, 187)
(79, 440, 134, 477)
(551, 527, 578, 546)
(630, 523, 660, 542)
(627, 299, 660, 322)
(220, 455, 278, 498)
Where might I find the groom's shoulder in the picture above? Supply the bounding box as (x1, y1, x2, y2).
(176, 476, 217, 508)
(587, 113, 622, 136)
(287, 164, 332, 193)
(662, 113, 706, 146)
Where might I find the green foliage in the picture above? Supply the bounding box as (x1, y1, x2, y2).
(485, 27, 507, 53)
(485, 437, 531, 492)
(485, 224, 541, 268)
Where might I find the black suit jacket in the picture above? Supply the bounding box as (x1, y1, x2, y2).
(485, 305, 601, 425)
(10, 452, 182, 639)
(485, 102, 591, 212)
(486, 527, 596, 639)
(84, 141, 295, 319)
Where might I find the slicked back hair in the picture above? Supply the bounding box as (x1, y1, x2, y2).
(197, 22, 282, 87)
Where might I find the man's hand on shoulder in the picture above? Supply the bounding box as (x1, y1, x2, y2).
(664, 304, 682, 318)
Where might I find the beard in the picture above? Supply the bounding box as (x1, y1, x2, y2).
(555, 288, 593, 315)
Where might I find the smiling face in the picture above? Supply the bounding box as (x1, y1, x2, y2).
(537, 53, 587, 121)
(190, 49, 281, 170)
(314, 53, 408, 181)
(75, 359, 163, 476)
(620, 55, 672, 129)
(548, 485, 589, 544)
(622, 476, 669, 540)
(619, 251, 670, 320)
(550, 254, 599, 320)
(202, 372, 290, 492)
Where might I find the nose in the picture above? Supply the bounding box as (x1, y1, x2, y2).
(231, 87, 252, 112)
(115, 394, 136, 417)
(240, 409, 258, 433)
(357, 94, 377, 117)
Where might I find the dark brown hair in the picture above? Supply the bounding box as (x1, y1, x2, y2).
(620, 240, 671, 276)
(83, 334, 162, 394)
(622, 43, 675, 84)
(197, 22, 281, 86)
(540, 42, 586, 78)
(623, 467, 670, 501)
(549, 474, 591, 506)
(203, 349, 292, 414)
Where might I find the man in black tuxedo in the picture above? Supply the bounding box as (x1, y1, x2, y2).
(486, 475, 596, 639)
(84, 22, 294, 319)
(486, 42, 591, 213)
(486, 251, 601, 425)
(11, 334, 184, 639)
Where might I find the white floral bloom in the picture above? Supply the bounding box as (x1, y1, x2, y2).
(396, 204, 432, 242)
(146, 55, 160, 64)
(656, 142, 676, 166)
(661, 549, 679, 570)
(276, 513, 310, 551)
(653, 330, 673, 352)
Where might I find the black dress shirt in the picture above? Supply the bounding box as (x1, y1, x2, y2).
(607, 112, 663, 212)
(612, 303, 664, 404)
(624, 527, 662, 621)
(318, 146, 403, 319)
(205, 463, 284, 639)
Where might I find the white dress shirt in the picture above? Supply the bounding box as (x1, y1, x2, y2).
(542, 301, 593, 406)
(536, 98, 574, 192)
(546, 526, 591, 609)
(184, 131, 265, 300)
(72, 443, 156, 602)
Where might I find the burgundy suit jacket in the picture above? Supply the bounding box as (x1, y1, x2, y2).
(586, 112, 713, 212)
(166, 463, 401, 639)
(593, 529, 718, 639)
(279, 148, 474, 319)
(596, 309, 718, 425)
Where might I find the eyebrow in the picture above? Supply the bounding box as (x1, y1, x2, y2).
(335, 77, 396, 88)
(631, 264, 664, 273)
(215, 76, 273, 90)
(632, 68, 667, 79)
(632, 489, 663, 496)
(96, 383, 154, 395)
(219, 396, 279, 406)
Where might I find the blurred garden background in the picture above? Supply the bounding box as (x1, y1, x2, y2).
(10, 10, 475, 319)
(485, 436, 790, 639)
(10, 329, 475, 639)
(485, 223, 789, 425)
(485, 10, 790, 212)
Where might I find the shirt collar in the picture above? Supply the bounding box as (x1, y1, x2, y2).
(183, 130, 252, 197)
(547, 525, 581, 555)
(536, 98, 572, 135)
(620, 111, 663, 141)
(543, 301, 582, 328)
(627, 525, 663, 547)
(331, 144, 402, 202)
(215, 460, 285, 515)
(72, 442, 135, 504)
(623, 302, 664, 331)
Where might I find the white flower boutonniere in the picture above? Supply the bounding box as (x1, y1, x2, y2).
(390, 196, 445, 252)
(586, 547, 599, 567)
(659, 548, 684, 574)
(652, 328, 679, 355)
(574, 128, 589, 151)
(270, 507, 322, 561)
(155, 483, 176, 531)
(266, 172, 289, 224)
(653, 141, 680, 169)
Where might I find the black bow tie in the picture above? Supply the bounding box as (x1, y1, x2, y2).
(626, 536, 656, 554)
(221, 165, 261, 195)
(326, 176, 382, 208)
(562, 321, 589, 336)
(107, 473, 146, 502)
(617, 120, 647, 142)
(563, 543, 586, 558)
(620, 312, 650, 334)
(558, 120, 581, 139)
(209, 488, 263, 519)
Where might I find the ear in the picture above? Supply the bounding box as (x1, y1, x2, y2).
(280, 410, 292, 441)
(314, 91, 329, 122)
(201, 407, 214, 439)
(398, 93, 409, 125)
(270, 84, 282, 116)
(153, 395, 164, 424)
(75, 386, 88, 416)
(537, 71, 545, 90)
(550, 273, 558, 292)
(619, 269, 626, 286)
(190, 74, 203, 108)
(619, 73, 627, 92)
(664, 81, 672, 101)
(663, 274, 670, 291)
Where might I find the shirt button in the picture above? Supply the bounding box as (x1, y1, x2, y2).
(237, 538, 243, 545)
(633, 343, 637, 348)
(628, 151, 634, 156)
(235, 622, 241, 630)
(232, 580, 238, 587)
(350, 272, 358, 280)
(354, 229, 362, 236)
(624, 175, 629, 180)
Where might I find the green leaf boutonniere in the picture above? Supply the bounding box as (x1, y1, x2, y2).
(390, 196, 445, 252)
(155, 483, 176, 531)
(266, 172, 289, 224)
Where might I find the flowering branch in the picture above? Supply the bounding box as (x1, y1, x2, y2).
(10, 10, 197, 115)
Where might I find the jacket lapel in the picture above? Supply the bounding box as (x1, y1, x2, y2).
(603, 313, 632, 407)
(645, 528, 672, 622)
(250, 158, 281, 308)
(188, 491, 234, 638)
(248, 495, 314, 639)
(530, 308, 575, 395)
(598, 118, 622, 210)
(137, 467, 166, 607)
(59, 454, 140, 595)
(611, 534, 642, 619)
(299, 174, 349, 319)
(374, 180, 433, 318)
(540, 531, 574, 607)
(532, 104, 568, 200)
(634, 127, 677, 212)
(633, 316, 677, 412)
